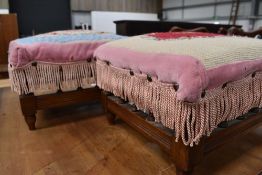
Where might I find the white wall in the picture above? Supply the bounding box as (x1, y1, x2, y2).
(91, 11, 158, 33)
(163, 0, 183, 8)
(162, 0, 261, 30)
(254, 19, 262, 29)
(259, 1, 262, 16)
(165, 9, 183, 20)
(0, 9, 8, 14)
(71, 12, 91, 28)
(184, 6, 214, 19)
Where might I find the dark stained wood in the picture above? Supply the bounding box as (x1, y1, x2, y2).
(36, 88, 100, 110)
(171, 138, 205, 175)
(205, 112, 262, 154)
(19, 94, 37, 130)
(227, 26, 262, 37)
(106, 95, 172, 153)
(19, 87, 101, 130)
(102, 92, 262, 175)
(0, 67, 8, 78)
(0, 22, 4, 65)
(114, 20, 241, 36)
(0, 14, 19, 65)
(107, 112, 116, 125)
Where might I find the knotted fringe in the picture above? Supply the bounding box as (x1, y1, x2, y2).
(96, 60, 262, 146)
(9, 61, 96, 95)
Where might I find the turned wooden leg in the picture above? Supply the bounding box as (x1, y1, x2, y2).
(19, 94, 37, 130)
(101, 90, 110, 114)
(24, 114, 36, 130)
(176, 168, 192, 175)
(107, 112, 116, 125)
(101, 91, 116, 125)
(170, 138, 205, 175)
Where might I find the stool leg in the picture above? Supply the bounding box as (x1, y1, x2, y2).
(24, 114, 36, 130)
(171, 138, 205, 175)
(19, 94, 37, 130)
(107, 112, 116, 125)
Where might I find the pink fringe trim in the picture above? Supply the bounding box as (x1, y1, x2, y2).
(96, 60, 262, 146)
(9, 61, 96, 95)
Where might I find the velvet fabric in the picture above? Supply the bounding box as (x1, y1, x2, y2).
(9, 41, 106, 67)
(94, 34, 262, 102)
(147, 32, 222, 40)
(8, 30, 125, 68)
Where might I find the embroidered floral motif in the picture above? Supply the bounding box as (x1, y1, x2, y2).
(146, 32, 222, 40)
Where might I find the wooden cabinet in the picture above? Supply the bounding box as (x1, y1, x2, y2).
(0, 14, 19, 66)
(114, 20, 241, 36)
(71, 0, 161, 13)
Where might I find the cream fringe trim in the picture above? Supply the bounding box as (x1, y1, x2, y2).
(96, 60, 262, 146)
(9, 61, 96, 95)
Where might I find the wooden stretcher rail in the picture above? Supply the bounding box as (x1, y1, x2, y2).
(19, 87, 101, 130)
(102, 91, 262, 175)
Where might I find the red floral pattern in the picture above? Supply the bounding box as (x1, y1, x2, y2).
(147, 32, 222, 40)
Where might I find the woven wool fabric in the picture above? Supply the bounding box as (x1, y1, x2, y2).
(94, 32, 262, 102)
(8, 30, 125, 95)
(147, 32, 222, 39)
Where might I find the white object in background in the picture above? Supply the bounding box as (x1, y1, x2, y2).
(0, 9, 9, 14)
(91, 11, 158, 33)
(81, 23, 89, 30)
(71, 12, 91, 28)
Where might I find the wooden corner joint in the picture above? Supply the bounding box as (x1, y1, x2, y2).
(170, 137, 206, 175)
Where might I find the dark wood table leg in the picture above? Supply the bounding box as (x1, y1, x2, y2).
(176, 169, 192, 175)
(101, 90, 108, 114)
(171, 137, 205, 175)
(24, 114, 36, 130)
(107, 112, 116, 125)
(18, 87, 101, 130)
(19, 94, 37, 130)
(101, 91, 116, 125)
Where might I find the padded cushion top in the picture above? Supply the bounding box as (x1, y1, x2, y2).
(9, 30, 124, 68)
(94, 32, 262, 102)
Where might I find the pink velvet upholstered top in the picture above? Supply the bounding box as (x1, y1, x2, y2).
(8, 30, 124, 68)
(94, 32, 262, 102)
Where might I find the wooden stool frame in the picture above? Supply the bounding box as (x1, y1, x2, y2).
(19, 87, 101, 130)
(101, 92, 262, 175)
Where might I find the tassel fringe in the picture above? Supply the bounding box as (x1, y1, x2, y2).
(9, 61, 96, 96)
(96, 60, 262, 146)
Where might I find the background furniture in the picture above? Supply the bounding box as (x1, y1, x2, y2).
(9, 0, 71, 37)
(114, 20, 241, 36)
(0, 14, 18, 74)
